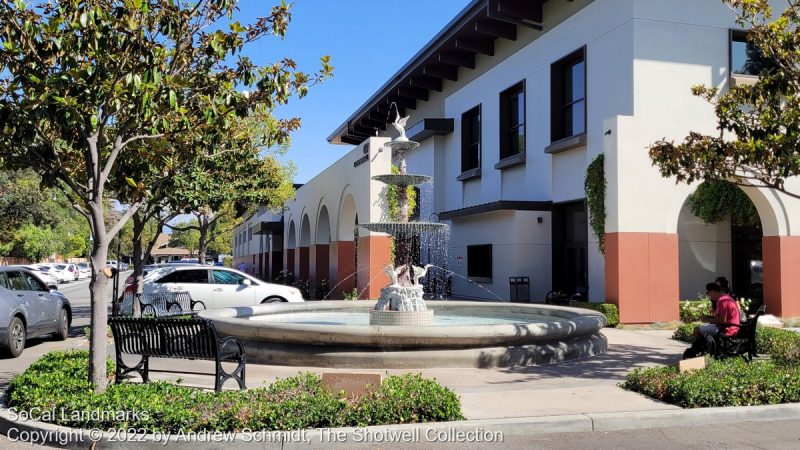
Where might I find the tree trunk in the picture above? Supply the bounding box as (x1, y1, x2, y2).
(88, 235, 110, 392)
(197, 225, 208, 265)
(131, 212, 144, 317)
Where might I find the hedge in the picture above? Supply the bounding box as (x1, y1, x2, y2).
(623, 358, 800, 408)
(672, 323, 800, 366)
(5, 350, 464, 431)
(569, 301, 619, 327)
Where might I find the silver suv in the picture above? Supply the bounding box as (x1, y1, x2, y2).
(0, 267, 71, 358)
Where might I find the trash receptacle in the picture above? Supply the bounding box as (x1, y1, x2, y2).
(509, 277, 530, 302)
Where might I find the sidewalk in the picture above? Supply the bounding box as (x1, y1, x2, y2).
(141, 328, 689, 420)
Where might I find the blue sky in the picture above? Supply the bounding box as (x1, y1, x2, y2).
(236, 0, 470, 183)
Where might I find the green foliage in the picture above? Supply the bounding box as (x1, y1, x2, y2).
(223, 256, 233, 267)
(584, 154, 606, 254)
(169, 220, 200, 255)
(688, 180, 759, 226)
(623, 358, 800, 408)
(569, 301, 618, 327)
(648, 1, 800, 198)
(673, 322, 700, 343)
(386, 165, 417, 222)
(6, 350, 463, 431)
(673, 322, 800, 366)
(679, 299, 713, 323)
(344, 288, 359, 301)
(10, 224, 57, 262)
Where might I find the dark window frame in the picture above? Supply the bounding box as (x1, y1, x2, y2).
(729, 29, 768, 77)
(156, 269, 211, 284)
(461, 105, 482, 175)
(550, 47, 587, 144)
(467, 244, 493, 281)
(498, 80, 526, 163)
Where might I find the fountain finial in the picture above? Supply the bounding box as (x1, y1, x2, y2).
(390, 102, 410, 142)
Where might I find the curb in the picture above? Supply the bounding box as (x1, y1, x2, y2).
(2, 393, 800, 449)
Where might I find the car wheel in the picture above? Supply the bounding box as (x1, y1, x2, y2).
(2, 317, 26, 358)
(261, 297, 285, 304)
(55, 308, 69, 341)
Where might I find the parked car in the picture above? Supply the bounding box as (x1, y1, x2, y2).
(63, 263, 79, 281)
(22, 265, 59, 286)
(106, 260, 118, 270)
(76, 263, 91, 280)
(0, 267, 71, 357)
(41, 264, 72, 284)
(121, 266, 303, 313)
(119, 262, 129, 271)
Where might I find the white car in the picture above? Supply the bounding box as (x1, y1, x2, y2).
(20, 265, 58, 286)
(76, 263, 91, 279)
(127, 266, 304, 311)
(39, 264, 72, 284)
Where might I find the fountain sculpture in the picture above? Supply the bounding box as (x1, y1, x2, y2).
(199, 105, 609, 369)
(361, 107, 444, 326)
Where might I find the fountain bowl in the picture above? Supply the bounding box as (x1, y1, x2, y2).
(359, 222, 447, 236)
(372, 174, 432, 186)
(200, 301, 608, 369)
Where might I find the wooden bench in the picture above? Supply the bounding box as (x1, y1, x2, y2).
(108, 317, 245, 392)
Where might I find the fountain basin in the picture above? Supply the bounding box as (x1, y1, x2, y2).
(372, 174, 432, 186)
(359, 222, 447, 236)
(200, 301, 607, 368)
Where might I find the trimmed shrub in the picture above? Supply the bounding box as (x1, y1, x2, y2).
(569, 301, 619, 327)
(5, 350, 464, 431)
(623, 358, 800, 407)
(679, 299, 712, 323)
(672, 324, 800, 366)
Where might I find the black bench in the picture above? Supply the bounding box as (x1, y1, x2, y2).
(108, 317, 245, 392)
(713, 305, 766, 362)
(138, 292, 206, 317)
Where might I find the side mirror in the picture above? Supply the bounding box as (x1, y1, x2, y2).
(240, 278, 252, 286)
(48, 285, 58, 292)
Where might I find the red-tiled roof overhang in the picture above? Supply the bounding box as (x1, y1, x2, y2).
(328, 0, 567, 145)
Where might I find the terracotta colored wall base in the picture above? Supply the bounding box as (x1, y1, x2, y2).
(334, 241, 356, 298)
(314, 244, 330, 296)
(763, 236, 800, 317)
(605, 232, 680, 323)
(357, 235, 392, 300)
(286, 249, 295, 277)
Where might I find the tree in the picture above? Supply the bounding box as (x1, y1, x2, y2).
(649, 0, 800, 199)
(12, 224, 57, 262)
(169, 220, 200, 256)
(0, 0, 331, 390)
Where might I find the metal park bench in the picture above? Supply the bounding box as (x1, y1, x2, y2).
(712, 305, 766, 362)
(108, 317, 246, 393)
(138, 292, 206, 317)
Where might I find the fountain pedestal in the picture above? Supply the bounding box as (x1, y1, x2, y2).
(370, 284, 433, 325)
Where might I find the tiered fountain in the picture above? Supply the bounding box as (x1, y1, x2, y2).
(200, 109, 609, 369)
(362, 109, 443, 326)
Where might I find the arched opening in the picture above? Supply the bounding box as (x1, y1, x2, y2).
(286, 220, 296, 277)
(315, 205, 331, 297)
(299, 214, 311, 281)
(333, 194, 358, 298)
(678, 181, 763, 304)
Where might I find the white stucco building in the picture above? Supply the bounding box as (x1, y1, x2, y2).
(247, 0, 800, 322)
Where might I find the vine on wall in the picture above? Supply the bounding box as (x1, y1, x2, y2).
(584, 154, 606, 254)
(688, 180, 760, 227)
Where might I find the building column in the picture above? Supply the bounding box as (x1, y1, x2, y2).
(286, 249, 295, 276)
(357, 235, 392, 300)
(762, 236, 800, 317)
(605, 232, 680, 323)
(333, 240, 355, 298)
(314, 244, 330, 297)
(298, 246, 310, 281)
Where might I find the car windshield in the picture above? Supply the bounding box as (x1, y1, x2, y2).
(56, 265, 66, 269)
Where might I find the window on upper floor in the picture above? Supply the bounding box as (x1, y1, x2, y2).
(461, 105, 481, 173)
(467, 244, 492, 281)
(551, 47, 586, 143)
(499, 81, 526, 161)
(730, 30, 770, 76)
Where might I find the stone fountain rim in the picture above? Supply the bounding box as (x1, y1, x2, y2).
(199, 301, 607, 349)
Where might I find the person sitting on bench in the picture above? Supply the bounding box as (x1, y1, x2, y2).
(683, 282, 741, 359)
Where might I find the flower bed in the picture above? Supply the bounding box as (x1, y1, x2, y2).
(5, 350, 464, 431)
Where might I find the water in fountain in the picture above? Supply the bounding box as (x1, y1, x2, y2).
(423, 265, 504, 302)
(322, 266, 371, 300)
